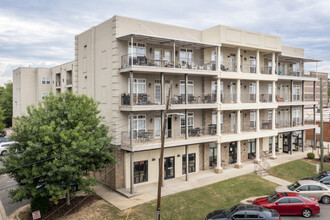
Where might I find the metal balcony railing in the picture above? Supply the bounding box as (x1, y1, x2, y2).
(56, 81, 61, 87)
(121, 93, 155, 105)
(171, 93, 217, 104)
(241, 94, 256, 103)
(66, 79, 72, 85)
(242, 122, 256, 132)
(222, 124, 236, 134)
(261, 120, 272, 130)
(261, 66, 272, 74)
(221, 93, 236, 103)
(260, 94, 273, 103)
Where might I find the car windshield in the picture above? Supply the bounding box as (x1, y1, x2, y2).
(224, 205, 238, 217)
(288, 182, 301, 191)
(266, 193, 280, 203)
(312, 173, 326, 181)
(300, 194, 312, 201)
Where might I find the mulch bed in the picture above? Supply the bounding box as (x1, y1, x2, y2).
(18, 194, 102, 220)
(303, 158, 330, 165)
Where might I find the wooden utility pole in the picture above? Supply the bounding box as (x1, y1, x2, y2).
(156, 84, 171, 220)
(320, 78, 324, 171)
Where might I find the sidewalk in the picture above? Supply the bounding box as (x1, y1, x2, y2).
(95, 149, 310, 210)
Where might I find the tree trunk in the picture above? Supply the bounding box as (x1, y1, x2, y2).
(66, 190, 70, 205)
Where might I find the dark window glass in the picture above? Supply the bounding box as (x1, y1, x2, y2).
(323, 177, 330, 181)
(278, 198, 289, 204)
(246, 213, 258, 218)
(233, 214, 245, 218)
(298, 185, 309, 191)
(290, 198, 304, 203)
(310, 185, 322, 191)
(182, 153, 196, 174)
(134, 160, 148, 184)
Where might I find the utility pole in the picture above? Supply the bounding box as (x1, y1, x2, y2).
(156, 84, 171, 220)
(320, 78, 324, 171)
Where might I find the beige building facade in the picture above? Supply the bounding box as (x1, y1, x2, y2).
(13, 15, 321, 193)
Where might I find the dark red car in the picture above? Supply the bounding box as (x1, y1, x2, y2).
(253, 192, 320, 218)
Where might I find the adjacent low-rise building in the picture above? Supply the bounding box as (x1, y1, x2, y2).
(13, 15, 321, 193)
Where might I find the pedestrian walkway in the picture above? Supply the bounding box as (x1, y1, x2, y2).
(95, 149, 311, 210)
(262, 175, 292, 186)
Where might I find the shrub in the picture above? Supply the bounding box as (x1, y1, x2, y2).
(30, 196, 51, 214)
(307, 152, 315, 159)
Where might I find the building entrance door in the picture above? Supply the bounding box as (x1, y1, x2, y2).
(283, 133, 291, 153)
(164, 156, 175, 179)
(229, 142, 237, 164)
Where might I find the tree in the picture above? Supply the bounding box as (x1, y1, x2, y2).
(0, 107, 5, 132)
(0, 92, 115, 204)
(0, 81, 13, 127)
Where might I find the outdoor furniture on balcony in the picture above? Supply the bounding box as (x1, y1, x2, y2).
(276, 95, 285, 102)
(208, 124, 217, 135)
(121, 93, 153, 105)
(260, 94, 272, 102)
(188, 127, 201, 137)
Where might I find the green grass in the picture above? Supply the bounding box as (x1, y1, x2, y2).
(98, 174, 278, 220)
(270, 159, 330, 183)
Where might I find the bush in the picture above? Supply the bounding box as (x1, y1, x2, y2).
(307, 152, 315, 159)
(30, 196, 51, 214)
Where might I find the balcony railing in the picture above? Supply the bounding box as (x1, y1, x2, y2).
(242, 122, 256, 132)
(260, 94, 273, 103)
(276, 120, 290, 128)
(293, 119, 302, 127)
(66, 79, 72, 85)
(261, 66, 272, 74)
(241, 63, 257, 73)
(56, 81, 61, 87)
(121, 93, 156, 105)
(121, 54, 216, 71)
(222, 124, 236, 134)
(241, 94, 256, 103)
(261, 120, 272, 130)
(121, 125, 217, 146)
(221, 60, 237, 72)
(171, 93, 217, 104)
(221, 93, 236, 103)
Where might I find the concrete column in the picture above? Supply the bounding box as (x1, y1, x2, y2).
(215, 142, 223, 173)
(235, 141, 242, 168)
(314, 128, 317, 151)
(290, 132, 293, 155)
(272, 52, 276, 75)
(237, 110, 241, 134)
(237, 48, 241, 73)
(255, 138, 261, 163)
(271, 136, 277, 159)
(290, 106, 293, 127)
(161, 110, 165, 187)
(173, 41, 176, 68)
(217, 78, 221, 104)
(161, 72, 165, 105)
(185, 109, 188, 139)
(185, 145, 189, 181)
(302, 130, 305, 152)
(302, 81, 305, 101)
(217, 46, 221, 71)
(256, 81, 260, 103)
(302, 105, 305, 126)
(272, 109, 276, 130)
(256, 50, 260, 74)
(291, 80, 294, 102)
(313, 81, 316, 101)
(129, 71, 134, 105)
(256, 109, 260, 132)
(236, 79, 241, 103)
(130, 152, 134, 194)
(272, 81, 276, 103)
(185, 74, 188, 104)
(313, 105, 316, 124)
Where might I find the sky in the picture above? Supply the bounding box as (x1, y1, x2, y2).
(1, 0, 330, 86)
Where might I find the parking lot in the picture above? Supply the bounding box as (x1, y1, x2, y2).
(281, 204, 329, 219)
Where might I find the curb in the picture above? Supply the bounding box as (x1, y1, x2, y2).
(0, 200, 8, 220)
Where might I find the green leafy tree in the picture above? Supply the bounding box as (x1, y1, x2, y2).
(0, 92, 115, 204)
(0, 81, 13, 127)
(0, 107, 5, 132)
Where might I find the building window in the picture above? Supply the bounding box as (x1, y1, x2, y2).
(209, 143, 217, 167)
(249, 83, 256, 101)
(250, 56, 256, 73)
(250, 110, 256, 128)
(134, 160, 148, 184)
(128, 42, 146, 57)
(179, 48, 193, 66)
(181, 112, 194, 135)
(41, 93, 49, 100)
(41, 77, 51, 85)
(248, 139, 256, 159)
(293, 85, 301, 101)
(128, 114, 146, 140)
(182, 153, 196, 174)
(180, 80, 194, 95)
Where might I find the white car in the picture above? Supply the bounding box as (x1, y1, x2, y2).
(0, 141, 15, 156)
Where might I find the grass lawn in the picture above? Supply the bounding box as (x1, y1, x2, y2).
(270, 159, 330, 183)
(96, 174, 278, 220)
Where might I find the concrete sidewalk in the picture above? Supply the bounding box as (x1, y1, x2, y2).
(95, 149, 310, 210)
(262, 175, 292, 186)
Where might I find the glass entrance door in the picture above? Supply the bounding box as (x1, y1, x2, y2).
(164, 156, 175, 179)
(229, 142, 237, 164)
(283, 133, 291, 153)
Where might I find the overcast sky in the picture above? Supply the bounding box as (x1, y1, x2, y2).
(1, 0, 330, 86)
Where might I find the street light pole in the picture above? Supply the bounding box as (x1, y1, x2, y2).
(156, 84, 171, 220)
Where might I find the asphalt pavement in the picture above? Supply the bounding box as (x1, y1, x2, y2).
(281, 204, 330, 220)
(0, 161, 29, 216)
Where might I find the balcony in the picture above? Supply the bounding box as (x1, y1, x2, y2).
(56, 81, 61, 87)
(261, 66, 272, 75)
(221, 93, 236, 103)
(242, 122, 256, 132)
(276, 120, 290, 128)
(260, 94, 273, 103)
(241, 94, 256, 103)
(171, 93, 216, 105)
(66, 79, 72, 86)
(222, 124, 236, 134)
(121, 125, 217, 147)
(121, 93, 155, 105)
(260, 120, 272, 130)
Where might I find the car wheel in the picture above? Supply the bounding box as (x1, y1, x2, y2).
(0, 150, 6, 156)
(302, 209, 312, 218)
(322, 195, 330, 204)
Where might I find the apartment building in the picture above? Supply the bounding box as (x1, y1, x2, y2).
(304, 72, 328, 108)
(13, 15, 320, 193)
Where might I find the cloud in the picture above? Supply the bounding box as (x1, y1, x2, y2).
(1, 0, 330, 86)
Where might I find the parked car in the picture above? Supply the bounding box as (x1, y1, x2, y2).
(205, 204, 280, 220)
(275, 180, 330, 204)
(0, 141, 15, 156)
(0, 136, 9, 143)
(301, 171, 330, 185)
(253, 192, 320, 218)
